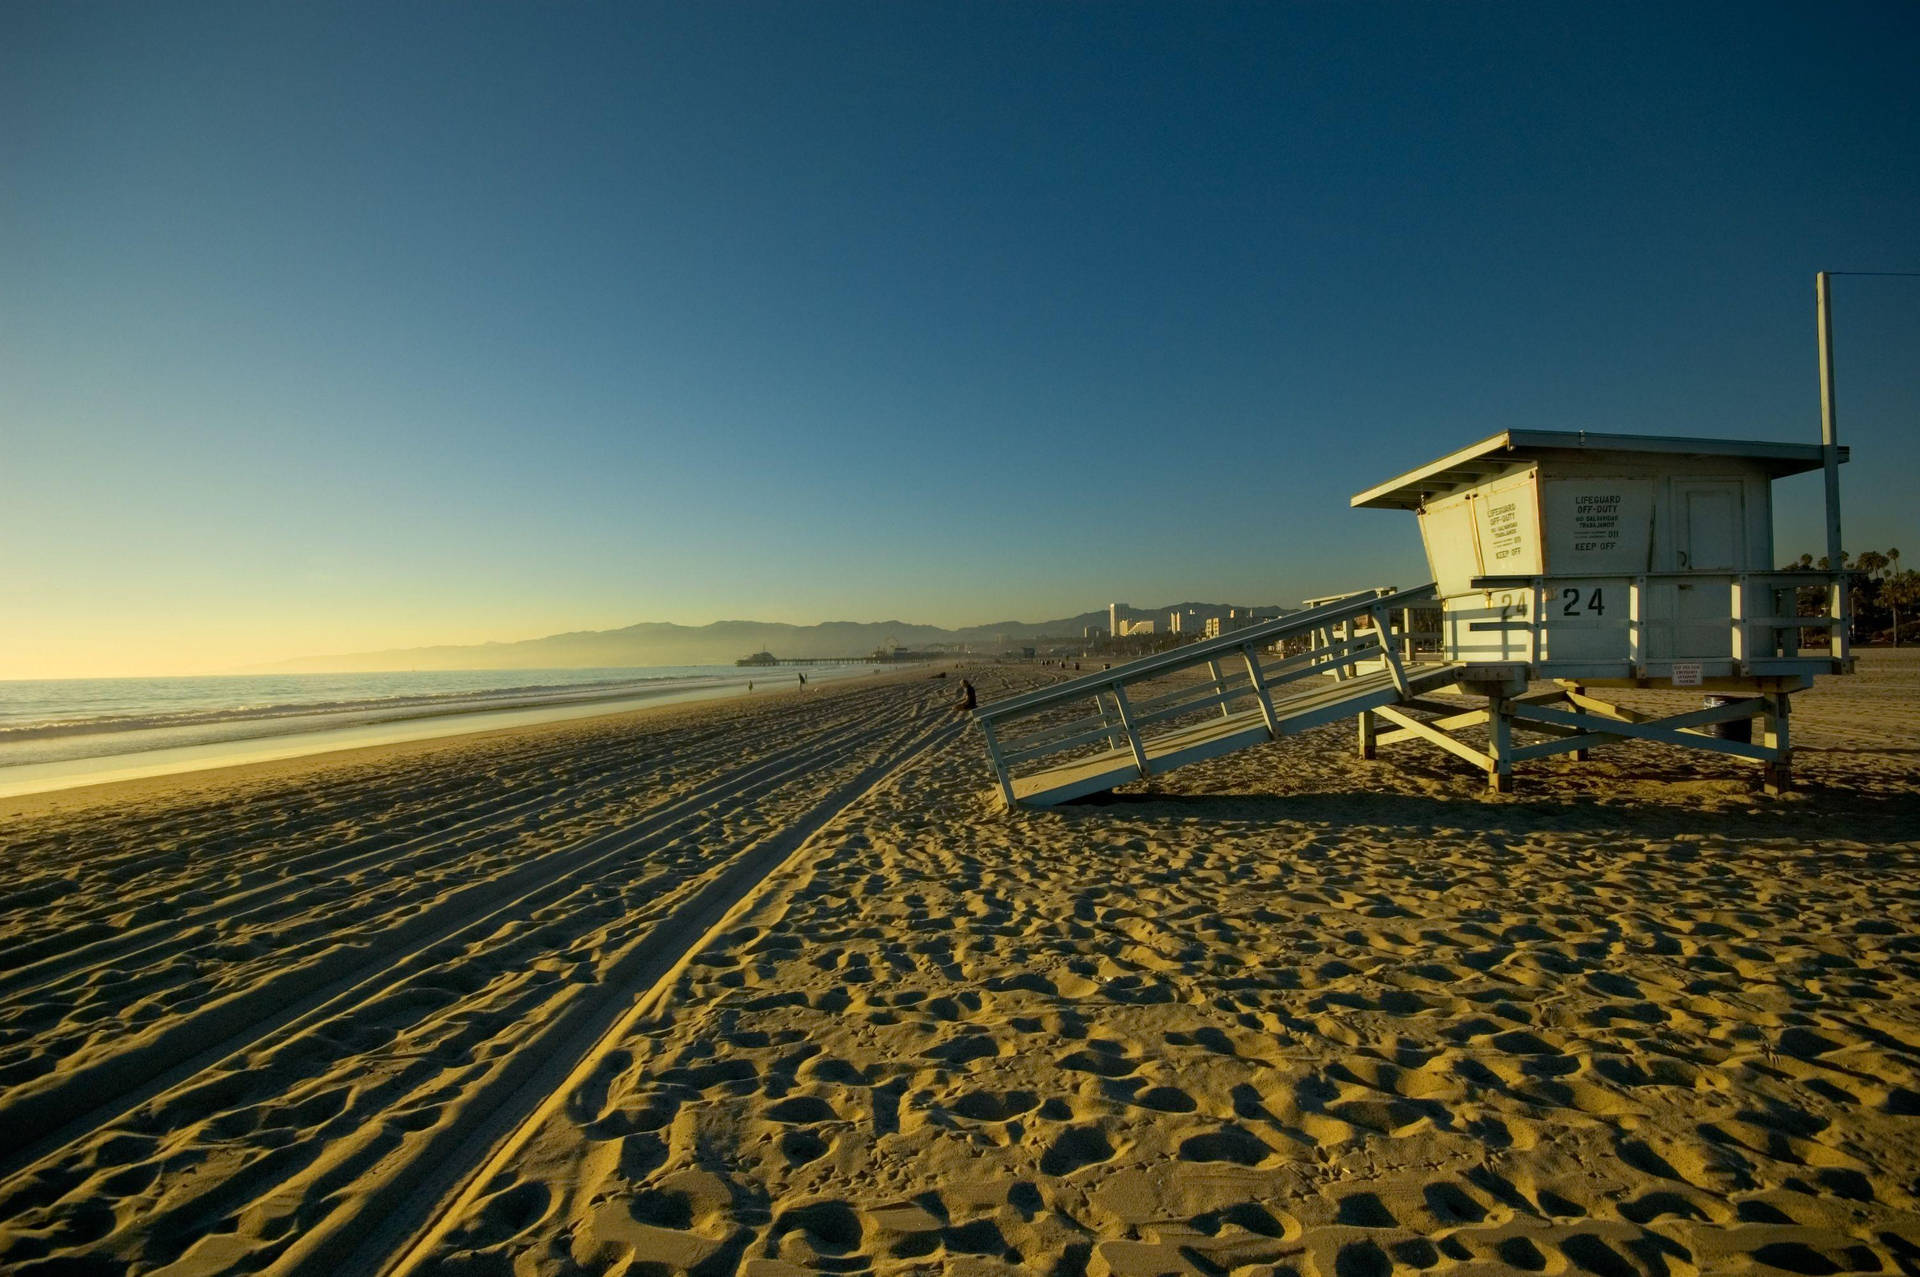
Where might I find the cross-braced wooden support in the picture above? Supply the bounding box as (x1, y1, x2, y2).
(1366, 679, 1804, 794)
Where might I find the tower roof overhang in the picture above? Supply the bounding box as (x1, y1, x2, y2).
(1350, 430, 1848, 511)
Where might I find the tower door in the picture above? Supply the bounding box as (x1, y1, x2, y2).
(1676, 481, 1743, 571)
(1670, 480, 1745, 659)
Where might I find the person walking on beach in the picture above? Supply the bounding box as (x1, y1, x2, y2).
(797, 672, 806, 688)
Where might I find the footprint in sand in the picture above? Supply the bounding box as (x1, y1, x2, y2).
(1618, 1188, 1714, 1224)
(923, 990, 985, 1021)
(474, 1180, 554, 1241)
(1131, 1084, 1197, 1114)
(1056, 1046, 1137, 1078)
(1176, 1124, 1274, 1167)
(769, 1199, 864, 1261)
(922, 1032, 999, 1066)
(1421, 1181, 1486, 1225)
(1494, 1236, 1550, 1271)
(777, 1129, 828, 1167)
(1333, 1238, 1393, 1277)
(1335, 1192, 1398, 1228)
(1323, 1096, 1431, 1136)
(947, 1089, 1039, 1123)
(763, 1094, 837, 1124)
(1039, 1125, 1115, 1175)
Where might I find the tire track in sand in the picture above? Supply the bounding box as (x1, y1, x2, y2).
(0, 687, 888, 1001)
(343, 711, 968, 1277)
(0, 688, 925, 1186)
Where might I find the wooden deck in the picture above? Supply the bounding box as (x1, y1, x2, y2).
(1008, 662, 1465, 807)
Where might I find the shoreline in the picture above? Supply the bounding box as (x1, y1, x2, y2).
(0, 662, 889, 801)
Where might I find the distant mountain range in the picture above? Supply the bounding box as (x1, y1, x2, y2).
(270, 603, 1292, 672)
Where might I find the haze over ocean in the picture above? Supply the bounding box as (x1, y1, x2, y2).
(5, 2, 1916, 678)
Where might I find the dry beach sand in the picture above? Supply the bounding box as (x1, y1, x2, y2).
(1, 655, 1916, 1275)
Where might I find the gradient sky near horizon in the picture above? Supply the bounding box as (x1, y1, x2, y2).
(5, 1, 1918, 678)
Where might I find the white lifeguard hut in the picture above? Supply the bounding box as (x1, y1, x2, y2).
(1345, 429, 1849, 792)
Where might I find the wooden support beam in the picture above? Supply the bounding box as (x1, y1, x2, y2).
(1356, 710, 1376, 760)
(1395, 696, 1479, 718)
(1428, 708, 1493, 732)
(1508, 700, 1776, 763)
(1506, 732, 1610, 764)
(1558, 686, 1645, 724)
(1371, 704, 1495, 770)
(1511, 718, 1585, 740)
(1563, 684, 1590, 762)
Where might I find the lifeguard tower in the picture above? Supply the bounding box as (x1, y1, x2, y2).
(974, 430, 1851, 806)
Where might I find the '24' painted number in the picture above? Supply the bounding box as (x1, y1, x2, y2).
(1561, 587, 1605, 617)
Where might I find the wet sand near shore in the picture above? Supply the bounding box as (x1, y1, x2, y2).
(2, 655, 1916, 1275)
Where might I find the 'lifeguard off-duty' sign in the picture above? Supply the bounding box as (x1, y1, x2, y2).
(1469, 471, 1541, 574)
(1417, 471, 1658, 598)
(1542, 479, 1654, 574)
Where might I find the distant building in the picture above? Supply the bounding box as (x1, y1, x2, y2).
(1083, 626, 1104, 640)
(1108, 602, 1129, 637)
(1202, 608, 1284, 640)
(1121, 619, 1155, 637)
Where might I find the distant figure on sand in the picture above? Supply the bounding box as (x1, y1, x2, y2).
(798, 672, 806, 687)
(747, 681, 753, 692)
(954, 679, 976, 713)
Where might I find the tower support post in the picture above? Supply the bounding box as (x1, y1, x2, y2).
(1487, 693, 1516, 793)
(1761, 692, 1794, 795)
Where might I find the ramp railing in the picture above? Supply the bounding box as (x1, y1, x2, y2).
(975, 584, 1439, 806)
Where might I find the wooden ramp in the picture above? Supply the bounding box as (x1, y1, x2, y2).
(975, 585, 1459, 808)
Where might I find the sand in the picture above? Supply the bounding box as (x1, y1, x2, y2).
(1, 655, 1916, 1276)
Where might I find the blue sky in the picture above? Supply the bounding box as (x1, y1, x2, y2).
(4, 1, 1917, 675)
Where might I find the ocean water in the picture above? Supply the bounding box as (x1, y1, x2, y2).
(0, 667, 754, 739)
(0, 664, 872, 793)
